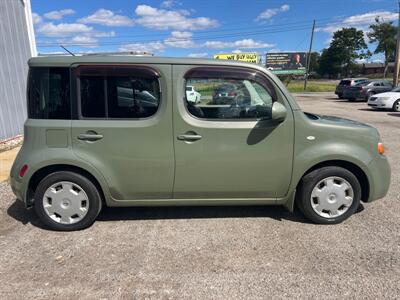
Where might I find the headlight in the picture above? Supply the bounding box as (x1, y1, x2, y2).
(377, 97, 391, 101)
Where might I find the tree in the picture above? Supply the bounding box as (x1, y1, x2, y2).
(318, 47, 342, 78)
(329, 27, 370, 77)
(367, 18, 397, 78)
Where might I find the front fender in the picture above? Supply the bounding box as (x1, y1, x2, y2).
(284, 141, 376, 211)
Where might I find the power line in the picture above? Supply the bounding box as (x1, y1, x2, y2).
(35, 9, 399, 48)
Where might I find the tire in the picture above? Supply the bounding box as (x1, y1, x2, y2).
(393, 100, 400, 112)
(297, 166, 361, 224)
(34, 171, 102, 231)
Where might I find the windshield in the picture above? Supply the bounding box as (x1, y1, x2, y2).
(392, 86, 400, 92)
(186, 86, 193, 91)
(339, 80, 351, 86)
(355, 81, 371, 86)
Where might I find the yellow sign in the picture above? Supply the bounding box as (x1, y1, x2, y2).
(214, 53, 259, 63)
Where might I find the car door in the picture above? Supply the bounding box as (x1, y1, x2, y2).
(71, 64, 174, 201)
(172, 65, 294, 199)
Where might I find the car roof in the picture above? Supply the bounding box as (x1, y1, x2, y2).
(29, 55, 260, 69)
(341, 78, 368, 81)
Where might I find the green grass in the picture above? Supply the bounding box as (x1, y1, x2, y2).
(286, 81, 337, 93)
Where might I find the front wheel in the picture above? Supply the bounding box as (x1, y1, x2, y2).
(393, 100, 400, 112)
(34, 171, 102, 231)
(297, 166, 361, 224)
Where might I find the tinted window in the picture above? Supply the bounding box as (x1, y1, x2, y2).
(80, 76, 105, 118)
(185, 77, 274, 120)
(107, 77, 160, 118)
(355, 81, 371, 86)
(339, 80, 351, 86)
(28, 67, 70, 119)
(78, 66, 160, 119)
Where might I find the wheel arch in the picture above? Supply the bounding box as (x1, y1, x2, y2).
(285, 159, 370, 212)
(296, 160, 370, 203)
(27, 164, 106, 207)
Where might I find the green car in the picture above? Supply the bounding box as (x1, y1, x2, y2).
(10, 55, 391, 231)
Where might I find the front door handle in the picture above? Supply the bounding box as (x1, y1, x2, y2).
(77, 133, 103, 141)
(177, 132, 202, 142)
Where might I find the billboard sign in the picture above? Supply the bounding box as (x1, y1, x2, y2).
(214, 53, 259, 63)
(265, 52, 306, 75)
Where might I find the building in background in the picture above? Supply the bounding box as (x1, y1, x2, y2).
(362, 62, 394, 75)
(0, 0, 36, 141)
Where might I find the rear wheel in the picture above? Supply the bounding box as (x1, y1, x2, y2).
(297, 166, 361, 224)
(34, 171, 102, 231)
(393, 100, 400, 112)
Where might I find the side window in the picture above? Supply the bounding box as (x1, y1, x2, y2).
(28, 67, 71, 119)
(184, 69, 275, 120)
(77, 66, 160, 119)
(80, 76, 105, 118)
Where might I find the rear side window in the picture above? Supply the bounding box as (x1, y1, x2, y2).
(77, 66, 160, 119)
(28, 67, 70, 119)
(339, 80, 351, 86)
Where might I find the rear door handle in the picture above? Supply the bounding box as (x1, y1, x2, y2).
(177, 133, 202, 142)
(77, 133, 103, 141)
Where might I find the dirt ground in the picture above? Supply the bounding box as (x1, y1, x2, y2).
(0, 147, 20, 182)
(0, 93, 399, 299)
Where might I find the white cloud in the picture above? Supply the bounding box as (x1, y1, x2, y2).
(70, 36, 97, 43)
(164, 31, 195, 48)
(37, 22, 93, 37)
(188, 52, 208, 58)
(70, 36, 98, 48)
(134, 4, 218, 30)
(321, 10, 397, 33)
(78, 9, 134, 27)
(32, 12, 42, 24)
(119, 41, 165, 53)
(204, 39, 275, 49)
(44, 9, 75, 20)
(232, 49, 242, 54)
(256, 4, 290, 21)
(161, 0, 179, 8)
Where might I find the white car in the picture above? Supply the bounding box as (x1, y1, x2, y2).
(368, 86, 400, 112)
(186, 86, 201, 104)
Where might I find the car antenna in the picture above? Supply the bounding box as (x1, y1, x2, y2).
(60, 45, 76, 56)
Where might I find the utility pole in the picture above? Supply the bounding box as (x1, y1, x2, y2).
(393, 0, 400, 86)
(304, 20, 316, 91)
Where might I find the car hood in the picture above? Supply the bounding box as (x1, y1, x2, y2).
(305, 112, 374, 129)
(372, 91, 399, 98)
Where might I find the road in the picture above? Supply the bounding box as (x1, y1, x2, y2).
(0, 92, 399, 299)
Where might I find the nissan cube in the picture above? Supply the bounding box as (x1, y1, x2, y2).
(10, 55, 391, 230)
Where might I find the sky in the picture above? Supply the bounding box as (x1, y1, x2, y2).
(31, 0, 398, 62)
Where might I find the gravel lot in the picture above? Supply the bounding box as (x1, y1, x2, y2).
(0, 93, 399, 299)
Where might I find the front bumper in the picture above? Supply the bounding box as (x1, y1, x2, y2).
(366, 154, 391, 202)
(368, 99, 392, 109)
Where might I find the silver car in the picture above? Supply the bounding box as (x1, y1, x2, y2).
(343, 80, 393, 101)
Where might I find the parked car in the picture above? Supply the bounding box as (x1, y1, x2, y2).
(343, 80, 393, 101)
(185, 85, 201, 104)
(10, 56, 391, 230)
(367, 86, 400, 111)
(212, 83, 239, 104)
(335, 78, 369, 99)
